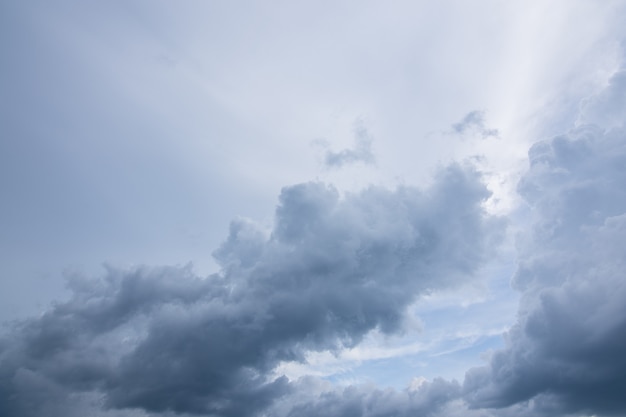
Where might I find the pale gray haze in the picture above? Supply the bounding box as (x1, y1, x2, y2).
(1, 1, 626, 416)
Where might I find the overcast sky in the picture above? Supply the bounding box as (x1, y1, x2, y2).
(1, 1, 626, 416)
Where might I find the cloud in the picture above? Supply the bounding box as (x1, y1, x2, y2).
(269, 376, 580, 417)
(0, 163, 501, 416)
(463, 64, 626, 416)
(265, 59, 626, 417)
(451, 111, 499, 139)
(280, 377, 462, 417)
(3, 69, 623, 417)
(578, 68, 626, 130)
(323, 121, 376, 168)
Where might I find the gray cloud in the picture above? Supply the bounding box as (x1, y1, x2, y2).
(0, 163, 500, 416)
(274, 379, 584, 417)
(262, 63, 626, 417)
(452, 111, 499, 138)
(578, 61, 626, 131)
(282, 378, 462, 417)
(579, 69, 626, 130)
(463, 66, 626, 415)
(323, 122, 376, 168)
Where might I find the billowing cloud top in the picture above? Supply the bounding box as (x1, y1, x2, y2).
(463, 127, 626, 415)
(0, 164, 501, 417)
(463, 67, 626, 416)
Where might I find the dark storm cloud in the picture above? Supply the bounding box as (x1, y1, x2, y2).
(0, 164, 501, 416)
(452, 111, 499, 138)
(324, 122, 376, 167)
(463, 116, 626, 413)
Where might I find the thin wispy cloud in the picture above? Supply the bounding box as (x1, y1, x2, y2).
(321, 121, 376, 168)
(464, 66, 626, 416)
(451, 110, 499, 138)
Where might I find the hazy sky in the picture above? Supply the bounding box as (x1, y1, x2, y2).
(1, 1, 626, 416)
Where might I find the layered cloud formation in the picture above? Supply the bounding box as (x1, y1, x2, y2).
(0, 164, 500, 416)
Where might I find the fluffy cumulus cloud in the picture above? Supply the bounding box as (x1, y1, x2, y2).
(463, 66, 626, 416)
(0, 164, 501, 417)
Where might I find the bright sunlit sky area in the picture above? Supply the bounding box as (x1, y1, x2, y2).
(2, 2, 626, 417)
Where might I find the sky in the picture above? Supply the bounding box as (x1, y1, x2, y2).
(1, 1, 626, 416)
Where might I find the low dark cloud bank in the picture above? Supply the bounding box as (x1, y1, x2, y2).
(283, 377, 463, 417)
(0, 164, 500, 416)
